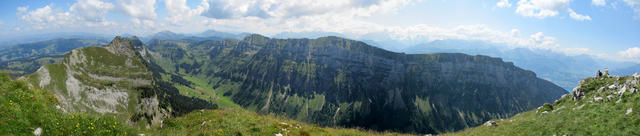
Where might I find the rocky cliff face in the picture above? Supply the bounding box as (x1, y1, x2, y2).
(146, 34, 567, 134)
(22, 36, 171, 128)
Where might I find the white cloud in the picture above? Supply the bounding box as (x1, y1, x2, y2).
(592, 0, 606, 6)
(117, 0, 157, 20)
(624, 0, 640, 18)
(164, 0, 209, 25)
(17, 6, 29, 13)
(568, 8, 592, 21)
(515, 0, 570, 18)
(618, 47, 640, 62)
(18, 0, 116, 30)
(200, 0, 416, 19)
(497, 0, 512, 8)
(19, 5, 73, 29)
(70, 0, 114, 22)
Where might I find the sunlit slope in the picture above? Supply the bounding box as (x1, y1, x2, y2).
(449, 75, 640, 135)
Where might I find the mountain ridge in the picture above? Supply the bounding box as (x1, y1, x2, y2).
(145, 34, 567, 134)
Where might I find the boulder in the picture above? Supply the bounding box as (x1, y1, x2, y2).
(33, 127, 42, 136)
(572, 89, 585, 101)
(627, 108, 633, 115)
(609, 84, 618, 89)
(607, 95, 614, 101)
(485, 121, 498, 127)
(618, 86, 627, 96)
(594, 97, 603, 102)
(634, 73, 639, 78)
(597, 87, 605, 93)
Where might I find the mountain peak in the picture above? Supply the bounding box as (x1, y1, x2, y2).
(104, 36, 142, 58)
(242, 34, 269, 44)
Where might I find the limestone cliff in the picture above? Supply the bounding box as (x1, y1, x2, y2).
(23, 36, 169, 128)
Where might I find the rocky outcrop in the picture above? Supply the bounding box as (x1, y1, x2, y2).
(146, 34, 567, 134)
(23, 36, 169, 127)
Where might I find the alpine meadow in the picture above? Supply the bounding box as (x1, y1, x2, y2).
(1, 0, 640, 135)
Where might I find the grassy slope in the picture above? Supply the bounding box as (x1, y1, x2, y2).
(2, 72, 409, 135)
(447, 76, 640, 135)
(0, 73, 134, 135)
(144, 109, 410, 136)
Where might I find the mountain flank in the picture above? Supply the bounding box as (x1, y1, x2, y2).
(146, 34, 567, 133)
(449, 73, 640, 135)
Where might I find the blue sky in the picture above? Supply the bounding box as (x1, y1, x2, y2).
(0, 0, 639, 62)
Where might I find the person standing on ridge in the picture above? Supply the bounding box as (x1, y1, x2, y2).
(597, 70, 602, 78)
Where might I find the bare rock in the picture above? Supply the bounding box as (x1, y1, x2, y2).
(597, 87, 605, 93)
(609, 84, 618, 89)
(593, 97, 603, 102)
(485, 121, 498, 127)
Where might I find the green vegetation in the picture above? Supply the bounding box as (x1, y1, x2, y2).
(449, 76, 640, 135)
(147, 34, 566, 134)
(0, 38, 106, 78)
(145, 109, 410, 136)
(0, 73, 134, 135)
(1, 72, 409, 135)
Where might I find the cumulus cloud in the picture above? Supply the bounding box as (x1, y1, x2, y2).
(18, 0, 116, 30)
(200, 0, 415, 19)
(624, 0, 640, 18)
(515, 0, 570, 18)
(497, 0, 512, 8)
(19, 5, 73, 29)
(618, 47, 640, 62)
(592, 0, 606, 6)
(164, 0, 209, 25)
(70, 0, 114, 22)
(568, 8, 592, 21)
(17, 6, 29, 13)
(117, 0, 157, 20)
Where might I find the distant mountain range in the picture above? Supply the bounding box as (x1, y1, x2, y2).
(401, 39, 606, 91)
(4, 30, 637, 92)
(0, 38, 107, 77)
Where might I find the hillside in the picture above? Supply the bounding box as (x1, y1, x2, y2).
(402, 39, 601, 91)
(20, 36, 216, 128)
(0, 39, 106, 77)
(145, 34, 567, 134)
(449, 74, 640, 135)
(0, 72, 409, 135)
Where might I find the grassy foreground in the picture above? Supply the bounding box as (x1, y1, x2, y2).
(447, 75, 640, 135)
(0, 72, 410, 136)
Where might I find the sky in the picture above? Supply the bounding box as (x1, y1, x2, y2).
(0, 0, 639, 62)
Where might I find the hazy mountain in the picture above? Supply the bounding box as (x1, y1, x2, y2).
(145, 34, 566, 134)
(144, 30, 249, 42)
(0, 38, 107, 77)
(272, 31, 347, 39)
(614, 64, 640, 75)
(0, 32, 113, 47)
(403, 39, 602, 91)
